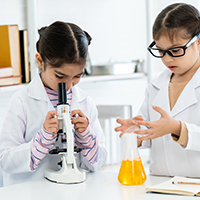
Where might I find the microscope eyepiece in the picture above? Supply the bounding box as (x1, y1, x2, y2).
(58, 82, 68, 105)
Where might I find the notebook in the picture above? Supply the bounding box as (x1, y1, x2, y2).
(146, 176, 200, 196)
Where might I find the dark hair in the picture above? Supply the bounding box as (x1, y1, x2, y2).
(153, 3, 200, 41)
(36, 21, 92, 69)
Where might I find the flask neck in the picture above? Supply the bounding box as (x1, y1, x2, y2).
(122, 133, 139, 161)
(122, 133, 137, 150)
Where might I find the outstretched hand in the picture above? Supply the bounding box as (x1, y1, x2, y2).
(115, 115, 144, 137)
(134, 105, 181, 141)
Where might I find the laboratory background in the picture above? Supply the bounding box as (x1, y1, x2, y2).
(0, 0, 200, 193)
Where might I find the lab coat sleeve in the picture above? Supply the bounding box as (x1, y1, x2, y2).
(184, 122, 200, 151)
(0, 95, 32, 174)
(76, 97, 107, 172)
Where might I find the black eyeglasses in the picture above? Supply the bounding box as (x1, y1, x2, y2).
(147, 33, 200, 58)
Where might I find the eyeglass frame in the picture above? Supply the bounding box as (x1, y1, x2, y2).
(147, 32, 200, 58)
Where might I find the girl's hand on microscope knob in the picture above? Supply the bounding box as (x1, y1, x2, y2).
(71, 110, 89, 133)
(115, 115, 143, 137)
(43, 111, 59, 134)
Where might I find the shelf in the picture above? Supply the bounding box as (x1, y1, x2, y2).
(0, 83, 27, 92)
(81, 73, 146, 83)
(0, 73, 146, 92)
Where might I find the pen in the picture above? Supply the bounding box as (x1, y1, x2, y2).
(172, 181, 200, 185)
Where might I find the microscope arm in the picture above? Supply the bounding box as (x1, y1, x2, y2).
(63, 111, 74, 164)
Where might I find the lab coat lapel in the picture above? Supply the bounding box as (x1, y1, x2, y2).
(151, 70, 171, 112)
(28, 74, 55, 111)
(170, 68, 200, 117)
(71, 84, 88, 110)
(28, 74, 49, 102)
(151, 68, 200, 117)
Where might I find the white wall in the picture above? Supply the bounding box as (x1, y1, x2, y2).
(0, 0, 147, 69)
(37, 0, 147, 66)
(1, 0, 200, 79)
(0, 0, 27, 29)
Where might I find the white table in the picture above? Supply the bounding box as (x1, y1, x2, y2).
(0, 165, 195, 200)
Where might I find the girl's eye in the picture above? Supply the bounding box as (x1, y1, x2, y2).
(55, 74, 64, 79)
(171, 48, 180, 53)
(74, 75, 82, 78)
(74, 74, 83, 78)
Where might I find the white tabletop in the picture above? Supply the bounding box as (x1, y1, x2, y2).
(0, 165, 195, 200)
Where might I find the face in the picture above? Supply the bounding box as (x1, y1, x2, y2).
(155, 31, 200, 78)
(35, 53, 84, 92)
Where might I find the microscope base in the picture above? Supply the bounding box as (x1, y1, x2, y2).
(45, 156, 86, 184)
(45, 169, 86, 184)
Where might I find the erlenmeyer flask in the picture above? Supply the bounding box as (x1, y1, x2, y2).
(118, 126, 146, 185)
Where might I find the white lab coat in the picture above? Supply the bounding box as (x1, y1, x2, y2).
(0, 74, 107, 186)
(139, 67, 200, 177)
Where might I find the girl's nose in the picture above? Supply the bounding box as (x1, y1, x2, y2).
(66, 81, 73, 90)
(163, 53, 174, 63)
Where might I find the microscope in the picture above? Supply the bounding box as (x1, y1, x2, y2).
(45, 82, 86, 184)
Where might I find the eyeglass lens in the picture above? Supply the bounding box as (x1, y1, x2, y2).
(151, 47, 185, 58)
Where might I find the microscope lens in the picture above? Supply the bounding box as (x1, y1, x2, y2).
(58, 82, 67, 105)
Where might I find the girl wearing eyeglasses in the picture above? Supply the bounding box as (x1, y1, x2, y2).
(115, 3, 200, 177)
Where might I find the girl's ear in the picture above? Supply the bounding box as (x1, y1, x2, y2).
(35, 53, 44, 70)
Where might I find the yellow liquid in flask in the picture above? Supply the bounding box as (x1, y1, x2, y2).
(118, 158, 146, 185)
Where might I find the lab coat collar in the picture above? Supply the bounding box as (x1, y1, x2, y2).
(28, 74, 89, 104)
(72, 84, 88, 103)
(151, 69, 171, 113)
(28, 73, 49, 102)
(71, 84, 89, 110)
(151, 67, 200, 117)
